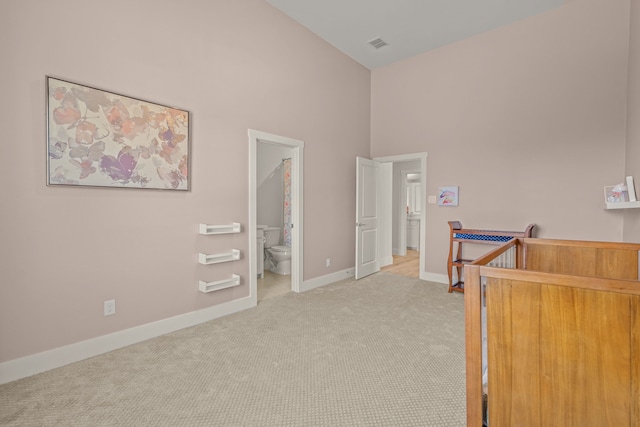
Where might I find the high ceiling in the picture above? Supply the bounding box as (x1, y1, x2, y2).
(266, 0, 564, 70)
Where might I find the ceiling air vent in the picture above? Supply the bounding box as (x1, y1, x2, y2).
(368, 37, 388, 49)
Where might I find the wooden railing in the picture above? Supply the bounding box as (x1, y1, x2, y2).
(470, 237, 521, 269)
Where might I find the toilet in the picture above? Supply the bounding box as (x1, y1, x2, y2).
(263, 226, 291, 275)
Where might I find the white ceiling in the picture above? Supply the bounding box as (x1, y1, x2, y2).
(266, 0, 564, 70)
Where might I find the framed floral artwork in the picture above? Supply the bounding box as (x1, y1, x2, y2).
(46, 76, 190, 190)
(438, 186, 459, 206)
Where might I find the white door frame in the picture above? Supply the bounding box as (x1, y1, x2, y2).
(399, 167, 421, 255)
(377, 162, 393, 268)
(373, 152, 428, 281)
(248, 130, 304, 305)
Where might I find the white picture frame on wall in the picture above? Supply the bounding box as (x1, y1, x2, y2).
(438, 186, 459, 206)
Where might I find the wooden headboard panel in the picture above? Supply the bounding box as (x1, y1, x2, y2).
(524, 238, 640, 280)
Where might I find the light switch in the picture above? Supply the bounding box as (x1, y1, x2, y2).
(428, 195, 437, 204)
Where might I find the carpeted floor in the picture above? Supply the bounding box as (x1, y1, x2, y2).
(0, 272, 466, 426)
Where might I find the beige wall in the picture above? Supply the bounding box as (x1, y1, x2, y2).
(371, 0, 631, 275)
(3, 0, 638, 368)
(0, 0, 370, 363)
(625, 0, 640, 241)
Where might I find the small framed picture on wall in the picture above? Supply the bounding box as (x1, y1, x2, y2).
(438, 186, 459, 206)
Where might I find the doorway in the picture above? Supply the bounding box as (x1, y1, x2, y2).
(379, 167, 421, 278)
(374, 153, 427, 280)
(248, 130, 304, 306)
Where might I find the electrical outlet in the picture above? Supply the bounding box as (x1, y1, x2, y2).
(104, 299, 116, 316)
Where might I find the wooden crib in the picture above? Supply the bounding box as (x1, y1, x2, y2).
(465, 237, 640, 426)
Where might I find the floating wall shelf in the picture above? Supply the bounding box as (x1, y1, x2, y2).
(199, 223, 241, 235)
(198, 249, 240, 265)
(606, 201, 640, 210)
(199, 274, 241, 293)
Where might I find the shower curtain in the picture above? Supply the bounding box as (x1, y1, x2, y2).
(282, 158, 292, 247)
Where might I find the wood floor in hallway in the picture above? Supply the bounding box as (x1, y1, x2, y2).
(381, 249, 420, 278)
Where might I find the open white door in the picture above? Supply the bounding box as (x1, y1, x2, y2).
(355, 157, 379, 279)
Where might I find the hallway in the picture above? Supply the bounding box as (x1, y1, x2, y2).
(380, 250, 420, 278)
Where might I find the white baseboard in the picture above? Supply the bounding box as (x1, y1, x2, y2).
(0, 296, 255, 385)
(379, 256, 394, 268)
(300, 267, 355, 293)
(299, 267, 448, 290)
(420, 272, 449, 284)
(1, 269, 450, 385)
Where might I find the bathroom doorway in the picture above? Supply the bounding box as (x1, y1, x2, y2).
(248, 130, 304, 305)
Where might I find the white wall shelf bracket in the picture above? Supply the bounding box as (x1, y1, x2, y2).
(199, 223, 241, 235)
(199, 274, 241, 293)
(198, 249, 241, 265)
